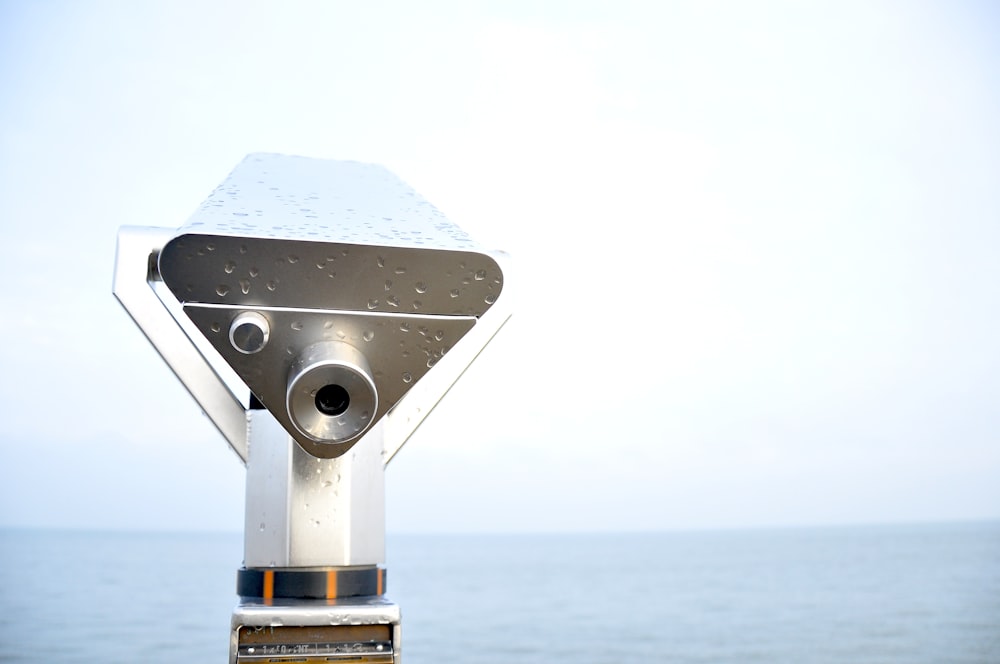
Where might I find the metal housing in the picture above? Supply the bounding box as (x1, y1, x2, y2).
(113, 154, 512, 663)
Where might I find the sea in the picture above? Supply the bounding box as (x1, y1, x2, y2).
(0, 522, 998, 663)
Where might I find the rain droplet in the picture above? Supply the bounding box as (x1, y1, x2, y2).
(377, 256, 386, 267)
(427, 357, 439, 368)
(206, 243, 216, 252)
(384, 280, 393, 291)
(367, 299, 379, 310)
(415, 282, 427, 293)
(258, 522, 265, 532)
(412, 300, 422, 310)
(394, 266, 407, 275)
(291, 321, 304, 331)
(399, 322, 410, 332)
(449, 289, 460, 298)
(363, 330, 375, 342)
(434, 330, 444, 341)
(249, 266, 260, 277)
(485, 293, 497, 304)
(224, 260, 236, 274)
(323, 320, 334, 329)
(475, 270, 486, 281)
(266, 280, 277, 291)
(287, 255, 299, 264)
(239, 279, 251, 294)
(387, 295, 400, 307)
(216, 284, 230, 296)
(210, 322, 221, 333)
(402, 372, 412, 383)
(240, 245, 249, 255)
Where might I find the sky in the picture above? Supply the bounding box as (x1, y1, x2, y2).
(0, 0, 998, 534)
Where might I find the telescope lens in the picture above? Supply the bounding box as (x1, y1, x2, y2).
(315, 384, 350, 417)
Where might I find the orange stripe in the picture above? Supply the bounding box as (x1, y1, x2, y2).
(263, 570, 274, 600)
(377, 568, 384, 595)
(326, 570, 337, 599)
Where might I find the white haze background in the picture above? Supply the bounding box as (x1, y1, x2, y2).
(0, 1, 998, 533)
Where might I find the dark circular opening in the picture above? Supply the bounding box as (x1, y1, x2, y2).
(315, 384, 350, 417)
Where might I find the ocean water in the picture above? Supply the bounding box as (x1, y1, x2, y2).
(0, 523, 998, 663)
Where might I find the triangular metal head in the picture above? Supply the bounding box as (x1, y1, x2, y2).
(155, 154, 507, 459)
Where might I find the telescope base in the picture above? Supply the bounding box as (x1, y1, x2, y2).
(230, 596, 401, 664)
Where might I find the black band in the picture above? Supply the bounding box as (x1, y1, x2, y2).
(237, 566, 386, 600)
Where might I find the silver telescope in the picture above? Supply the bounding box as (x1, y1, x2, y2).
(113, 154, 512, 663)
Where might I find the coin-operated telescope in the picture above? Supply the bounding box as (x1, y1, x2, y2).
(113, 154, 511, 663)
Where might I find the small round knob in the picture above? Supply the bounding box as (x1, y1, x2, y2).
(229, 311, 270, 354)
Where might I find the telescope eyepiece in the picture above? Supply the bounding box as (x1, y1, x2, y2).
(286, 341, 377, 445)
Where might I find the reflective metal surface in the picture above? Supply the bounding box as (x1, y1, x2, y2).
(244, 410, 385, 568)
(113, 227, 249, 461)
(231, 597, 401, 664)
(160, 235, 502, 317)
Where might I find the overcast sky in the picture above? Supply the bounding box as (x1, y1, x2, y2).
(0, 0, 997, 534)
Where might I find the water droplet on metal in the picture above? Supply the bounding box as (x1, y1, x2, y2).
(323, 320, 334, 329)
(240, 244, 248, 255)
(287, 255, 299, 264)
(485, 293, 497, 304)
(377, 256, 385, 267)
(434, 330, 444, 341)
(239, 279, 251, 294)
(291, 321, 304, 331)
(394, 266, 407, 275)
(249, 266, 260, 277)
(363, 330, 375, 342)
(206, 243, 216, 252)
(449, 289, 460, 298)
(402, 372, 412, 383)
(399, 322, 410, 332)
(415, 282, 427, 293)
(224, 260, 236, 274)
(266, 280, 277, 291)
(367, 299, 379, 310)
(384, 280, 393, 291)
(475, 270, 486, 281)
(412, 300, 422, 310)
(210, 322, 221, 333)
(216, 284, 230, 296)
